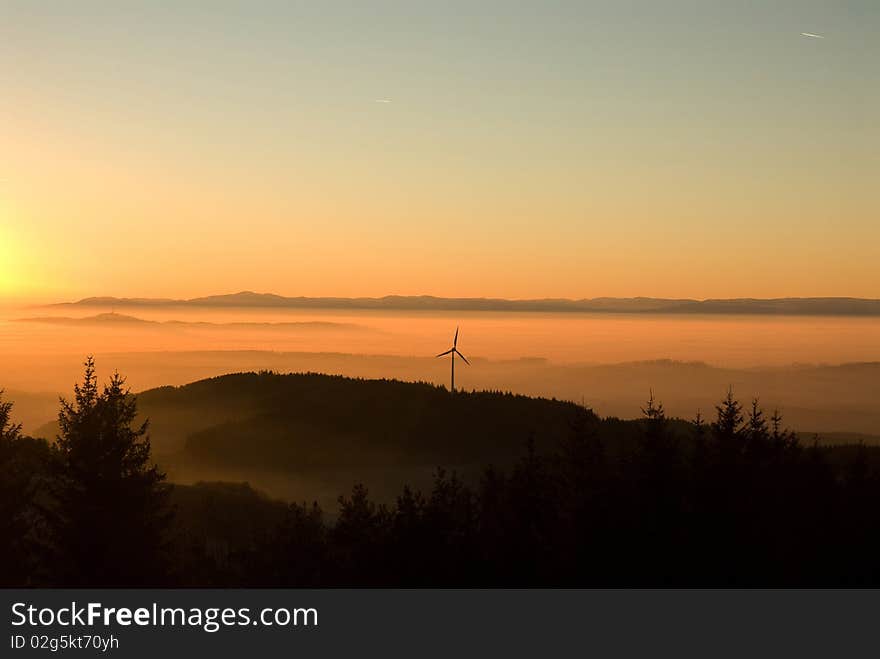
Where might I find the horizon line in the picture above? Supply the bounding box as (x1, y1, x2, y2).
(38, 291, 880, 317)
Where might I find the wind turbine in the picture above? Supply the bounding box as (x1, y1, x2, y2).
(436, 327, 469, 393)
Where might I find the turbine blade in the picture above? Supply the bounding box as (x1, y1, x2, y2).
(454, 326, 459, 347)
(436, 349, 453, 357)
(454, 349, 470, 365)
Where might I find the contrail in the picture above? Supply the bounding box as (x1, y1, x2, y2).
(800, 32, 825, 39)
(374, 99, 392, 103)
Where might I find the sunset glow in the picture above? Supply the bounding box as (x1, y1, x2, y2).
(5, 2, 880, 597)
(0, 217, 20, 296)
(1, 1, 877, 301)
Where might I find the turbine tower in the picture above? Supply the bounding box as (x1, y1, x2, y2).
(436, 326, 470, 393)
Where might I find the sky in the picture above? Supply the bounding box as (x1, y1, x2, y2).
(1, 0, 877, 301)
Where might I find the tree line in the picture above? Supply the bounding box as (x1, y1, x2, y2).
(2, 358, 880, 587)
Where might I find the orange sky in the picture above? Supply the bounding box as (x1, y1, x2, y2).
(1, 2, 877, 302)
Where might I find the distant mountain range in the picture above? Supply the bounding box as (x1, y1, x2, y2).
(16, 312, 363, 330)
(49, 292, 880, 316)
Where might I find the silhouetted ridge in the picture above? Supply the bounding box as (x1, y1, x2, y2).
(7, 364, 880, 587)
(16, 314, 364, 331)
(145, 371, 595, 471)
(51, 293, 880, 316)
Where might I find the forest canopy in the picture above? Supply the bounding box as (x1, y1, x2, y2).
(3, 361, 880, 587)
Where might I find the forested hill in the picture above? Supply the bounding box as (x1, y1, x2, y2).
(146, 372, 594, 463)
(14, 369, 880, 585)
(37, 372, 638, 501)
(33, 371, 879, 506)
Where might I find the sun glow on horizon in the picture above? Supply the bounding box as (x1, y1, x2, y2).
(0, 209, 34, 299)
(0, 2, 877, 301)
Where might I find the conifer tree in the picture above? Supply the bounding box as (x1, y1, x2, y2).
(746, 399, 769, 442)
(641, 390, 667, 442)
(49, 357, 171, 586)
(0, 392, 32, 584)
(0, 390, 22, 442)
(713, 387, 744, 449)
(640, 390, 678, 466)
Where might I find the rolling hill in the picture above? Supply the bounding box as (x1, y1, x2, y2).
(34, 372, 616, 503)
(30, 370, 880, 505)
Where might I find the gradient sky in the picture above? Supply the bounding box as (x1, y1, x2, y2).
(1, 0, 877, 301)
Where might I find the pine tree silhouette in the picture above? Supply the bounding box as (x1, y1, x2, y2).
(0, 390, 22, 442)
(48, 357, 171, 586)
(746, 398, 768, 441)
(0, 392, 35, 585)
(713, 387, 744, 445)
